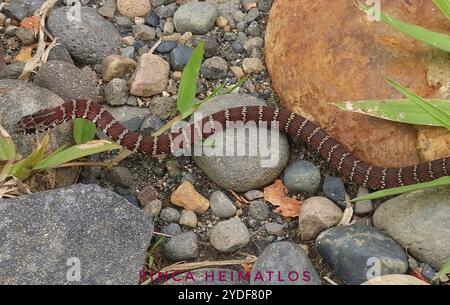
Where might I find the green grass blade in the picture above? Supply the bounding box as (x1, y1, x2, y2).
(177, 41, 205, 119)
(433, 0, 450, 20)
(351, 176, 450, 202)
(9, 134, 50, 180)
(34, 140, 121, 170)
(359, 1, 450, 52)
(434, 260, 450, 281)
(0, 124, 15, 161)
(334, 99, 450, 127)
(387, 79, 450, 131)
(73, 118, 96, 144)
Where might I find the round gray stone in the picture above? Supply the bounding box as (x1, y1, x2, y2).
(373, 186, 450, 270)
(179, 210, 197, 227)
(210, 190, 236, 218)
(160, 207, 181, 223)
(108, 166, 134, 187)
(104, 78, 129, 106)
(249, 200, 269, 220)
(210, 218, 250, 252)
(192, 94, 289, 192)
(164, 231, 199, 261)
(162, 223, 181, 236)
(201, 56, 228, 80)
(316, 225, 409, 285)
(47, 7, 121, 65)
(283, 160, 321, 194)
(173, 2, 218, 34)
(251, 242, 321, 285)
(264, 222, 285, 236)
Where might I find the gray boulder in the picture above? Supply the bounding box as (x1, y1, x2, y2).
(0, 184, 153, 285)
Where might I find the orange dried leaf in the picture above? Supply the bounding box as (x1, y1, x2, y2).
(20, 16, 40, 35)
(241, 262, 253, 273)
(14, 47, 33, 62)
(264, 179, 301, 218)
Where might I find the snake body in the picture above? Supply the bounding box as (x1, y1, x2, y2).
(15, 99, 450, 190)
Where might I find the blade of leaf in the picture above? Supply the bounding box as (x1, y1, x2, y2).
(0, 161, 13, 182)
(351, 176, 450, 202)
(73, 118, 96, 144)
(0, 123, 16, 161)
(34, 140, 121, 170)
(434, 260, 450, 281)
(358, 1, 450, 52)
(9, 134, 50, 180)
(334, 99, 450, 127)
(387, 79, 450, 131)
(433, 0, 450, 20)
(177, 41, 205, 119)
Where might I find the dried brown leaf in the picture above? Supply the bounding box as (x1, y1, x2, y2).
(264, 179, 301, 218)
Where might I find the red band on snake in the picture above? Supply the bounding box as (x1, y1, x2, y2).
(15, 99, 450, 190)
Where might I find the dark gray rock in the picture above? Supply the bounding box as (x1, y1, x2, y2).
(373, 186, 450, 270)
(251, 242, 321, 285)
(231, 41, 245, 53)
(47, 7, 121, 65)
(201, 56, 228, 80)
(121, 46, 135, 59)
(15, 27, 35, 45)
(249, 200, 269, 220)
(323, 176, 347, 209)
(164, 231, 198, 261)
(156, 40, 177, 54)
(4, 0, 29, 21)
(122, 194, 139, 207)
(246, 21, 261, 37)
(154, 2, 177, 18)
(108, 166, 134, 187)
(169, 45, 194, 71)
(33, 60, 98, 101)
(0, 184, 153, 284)
(283, 160, 321, 194)
(122, 117, 143, 132)
(173, 2, 217, 34)
(192, 94, 289, 192)
(145, 10, 160, 27)
(140, 114, 163, 134)
(244, 8, 260, 23)
(210, 190, 236, 218)
(47, 43, 74, 64)
(0, 62, 25, 79)
(316, 225, 409, 285)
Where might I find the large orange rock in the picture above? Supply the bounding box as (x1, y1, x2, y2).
(265, 0, 450, 167)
